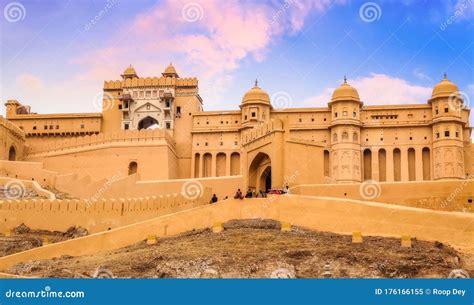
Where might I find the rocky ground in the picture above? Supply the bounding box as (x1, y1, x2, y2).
(4, 219, 471, 278)
(0, 224, 88, 257)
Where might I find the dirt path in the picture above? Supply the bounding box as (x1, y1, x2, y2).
(6, 219, 470, 278)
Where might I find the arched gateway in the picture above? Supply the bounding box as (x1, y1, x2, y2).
(248, 152, 271, 192)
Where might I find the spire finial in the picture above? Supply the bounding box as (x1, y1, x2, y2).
(343, 75, 347, 84)
(443, 72, 447, 80)
(255, 79, 258, 87)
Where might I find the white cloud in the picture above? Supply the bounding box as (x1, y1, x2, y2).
(305, 73, 433, 106)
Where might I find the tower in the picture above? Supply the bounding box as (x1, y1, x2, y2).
(4, 100, 20, 119)
(429, 74, 465, 180)
(329, 77, 363, 183)
(240, 80, 272, 129)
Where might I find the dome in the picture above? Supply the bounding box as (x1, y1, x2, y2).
(241, 80, 270, 105)
(122, 65, 138, 79)
(331, 77, 360, 103)
(163, 63, 179, 77)
(431, 74, 459, 99)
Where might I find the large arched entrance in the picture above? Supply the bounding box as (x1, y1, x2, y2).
(8, 146, 16, 161)
(249, 152, 271, 192)
(138, 116, 159, 130)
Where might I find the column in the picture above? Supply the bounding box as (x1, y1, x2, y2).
(225, 152, 231, 176)
(191, 154, 195, 178)
(386, 148, 394, 182)
(401, 148, 409, 182)
(198, 153, 203, 178)
(415, 147, 424, 181)
(372, 148, 379, 181)
(211, 153, 217, 177)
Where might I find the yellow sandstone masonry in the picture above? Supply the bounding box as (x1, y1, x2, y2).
(212, 222, 223, 233)
(401, 235, 412, 248)
(352, 231, 363, 243)
(281, 222, 292, 232)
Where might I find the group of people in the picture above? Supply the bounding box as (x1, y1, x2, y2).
(209, 185, 290, 204)
(233, 188, 267, 199)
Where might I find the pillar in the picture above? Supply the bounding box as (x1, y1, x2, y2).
(386, 148, 394, 182)
(401, 148, 409, 182)
(372, 148, 379, 181)
(211, 153, 217, 177)
(225, 152, 231, 176)
(415, 147, 424, 181)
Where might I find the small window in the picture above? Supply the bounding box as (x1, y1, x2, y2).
(436, 133, 440, 139)
(380, 138, 383, 141)
(244, 115, 248, 120)
(335, 112, 338, 118)
(124, 124, 129, 130)
(44, 125, 48, 130)
(298, 118, 302, 122)
(166, 122, 171, 129)
(206, 121, 209, 124)
(177, 106, 181, 114)
(235, 120, 238, 123)
(56, 125, 59, 129)
(118, 104, 122, 110)
(455, 132, 459, 138)
(80, 124, 85, 129)
(33, 126, 37, 130)
(352, 112, 356, 118)
(445, 131, 450, 137)
(220, 121, 223, 124)
(251, 112, 256, 118)
(435, 108, 439, 114)
(409, 137, 413, 140)
(444, 107, 449, 113)
(324, 118, 326, 121)
(311, 118, 314, 122)
(234, 141, 238, 145)
(205, 142, 208, 146)
(220, 142, 223, 146)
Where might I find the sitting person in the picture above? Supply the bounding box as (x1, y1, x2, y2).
(234, 189, 244, 199)
(210, 194, 218, 204)
(245, 188, 253, 198)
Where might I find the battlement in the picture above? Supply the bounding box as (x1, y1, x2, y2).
(0, 116, 25, 140)
(0, 187, 211, 233)
(26, 129, 175, 157)
(241, 119, 284, 145)
(104, 77, 198, 90)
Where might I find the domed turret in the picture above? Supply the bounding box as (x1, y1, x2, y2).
(330, 76, 361, 104)
(162, 63, 179, 78)
(121, 65, 138, 79)
(240, 80, 271, 127)
(431, 73, 459, 100)
(241, 80, 271, 106)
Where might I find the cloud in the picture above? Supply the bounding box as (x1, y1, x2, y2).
(305, 73, 433, 106)
(16, 73, 44, 92)
(72, 0, 345, 104)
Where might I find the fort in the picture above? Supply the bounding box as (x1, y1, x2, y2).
(0, 64, 472, 278)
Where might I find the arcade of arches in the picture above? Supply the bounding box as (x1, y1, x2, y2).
(193, 152, 241, 178)
(325, 146, 432, 182)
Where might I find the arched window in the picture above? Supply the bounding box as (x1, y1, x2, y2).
(333, 133, 338, 142)
(342, 131, 348, 141)
(128, 161, 138, 175)
(8, 146, 16, 161)
(353, 132, 358, 142)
